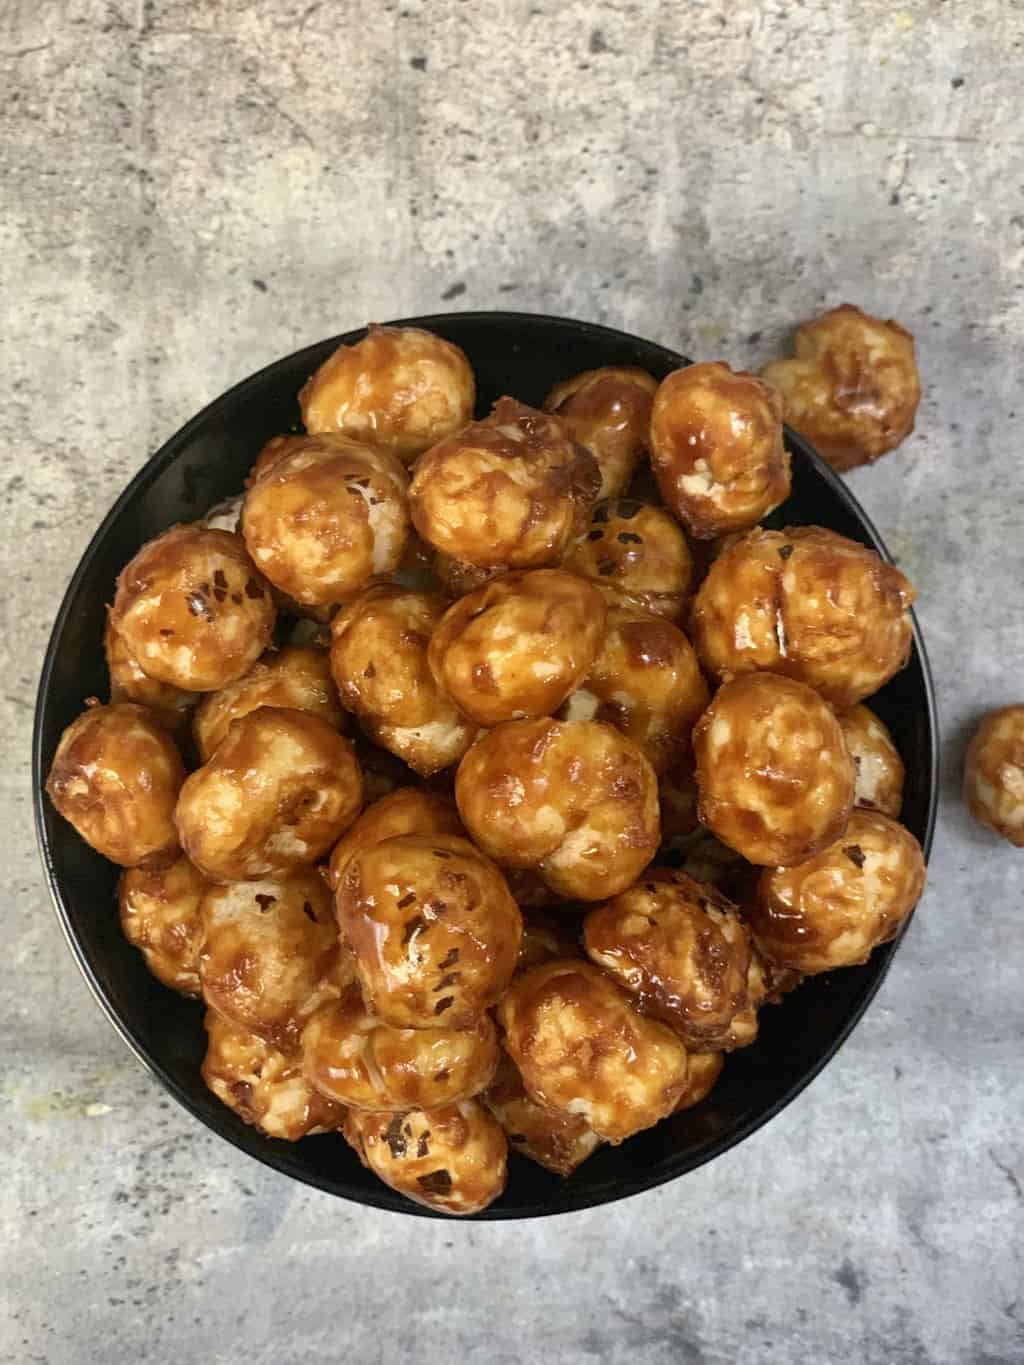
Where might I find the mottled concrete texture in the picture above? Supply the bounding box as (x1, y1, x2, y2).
(3, 1, 1023, 1361)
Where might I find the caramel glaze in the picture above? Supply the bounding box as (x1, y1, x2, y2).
(544, 366, 658, 500)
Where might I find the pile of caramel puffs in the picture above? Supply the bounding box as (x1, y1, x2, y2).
(48, 307, 934, 1216)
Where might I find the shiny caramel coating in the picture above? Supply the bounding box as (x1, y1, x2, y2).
(429, 569, 607, 727)
(963, 704, 1024, 846)
(299, 325, 476, 465)
(241, 435, 409, 608)
(672, 1049, 724, 1113)
(193, 645, 344, 761)
(344, 1099, 508, 1215)
(496, 958, 689, 1143)
(761, 304, 921, 472)
(409, 397, 600, 569)
(46, 702, 185, 868)
(248, 434, 307, 485)
(749, 810, 926, 974)
(330, 586, 476, 775)
(175, 707, 362, 881)
(689, 525, 916, 709)
(202, 1010, 344, 1141)
(110, 525, 276, 692)
(455, 718, 660, 901)
(516, 913, 581, 973)
(838, 704, 905, 819)
(118, 855, 207, 995)
(327, 787, 464, 890)
(336, 833, 523, 1030)
(649, 362, 790, 539)
(693, 673, 855, 866)
(563, 498, 695, 623)
(104, 613, 196, 730)
(543, 365, 658, 500)
(483, 1052, 601, 1176)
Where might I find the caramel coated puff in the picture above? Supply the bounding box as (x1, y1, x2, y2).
(330, 587, 476, 776)
(583, 869, 754, 1051)
(690, 525, 915, 709)
(496, 959, 689, 1143)
(428, 569, 607, 727)
(327, 787, 464, 890)
(299, 325, 476, 466)
(749, 810, 926, 975)
(543, 366, 659, 500)
(193, 645, 343, 762)
(110, 526, 276, 692)
(672, 1050, 725, 1113)
(119, 855, 207, 994)
(963, 704, 1024, 846)
(563, 499, 695, 624)
(336, 833, 523, 1030)
(694, 673, 855, 867)
(648, 362, 790, 540)
(761, 304, 921, 472)
(409, 397, 600, 570)
(175, 708, 362, 882)
(104, 614, 195, 730)
(344, 1099, 508, 1215)
(838, 704, 905, 819)
(483, 1052, 601, 1177)
(202, 1010, 344, 1141)
(455, 718, 660, 901)
(46, 703, 184, 868)
(198, 867, 341, 1051)
(241, 435, 409, 608)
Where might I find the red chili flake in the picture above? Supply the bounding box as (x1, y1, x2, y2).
(254, 893, 276, 911)
(301, 900, 317, 923)
(587, 529, 604, 541)
(778, 545, 794, 561)
(433, 996, 454, 1015)
(213, 569, 229, 588)
(397, 892, 417, 909)
(384, 1113, 407, 1159)
(401, 914, 425, 946)
(416, 1132, 431, 1158)
(416, 1169, 452, 1195)
(244, 578, 264, 600)
(433, 972, 460, 991)
(617, 532, 642, 545)
(843, 844, 866, 869)
(439, 947, 460, 969)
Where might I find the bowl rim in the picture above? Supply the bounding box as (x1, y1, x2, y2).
(32, 310, 939, 1219)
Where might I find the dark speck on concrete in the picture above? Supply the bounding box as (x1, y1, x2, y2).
(589, 29, 608, 54)
(746, 330, 762, 344)
(251, 278, 268, 292)
(690, 273, 704, 295)
(834, 1258, 865, 1306)
(441, 281, 467, 300)
(951, 75, 965, 88)
(410, 55, 427, 70)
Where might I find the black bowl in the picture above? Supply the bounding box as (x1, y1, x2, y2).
(33, 312, 938, 1219)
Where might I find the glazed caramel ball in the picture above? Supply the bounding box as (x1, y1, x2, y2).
(46, 703, 184, 868)
(330, 587, 475, 776)
(336, 833, 522, 1030)
(672, 1050, 724, 1113)
(118, 855, 207, 995)
(496, 959, 689, 1143)
(175, 707, 362, 881)
(749, 810, 926, 974)
(761, 304, 921, 472)
(963, 704, 1024, 846)
(838, 704, 905, 819)
(483, 1052, 601, 1176)
(693, 673, 855, 866)
(690, 525, 916, 708)
(649, 362, 790, 539)
(516, 914, 581, 974)
(202, 1010, 344, 1141)
(344, 1100, 508, 1216)
(583, 869, 754, 1051)
(104, 614, 195, 730)
(543, 365, 658, 500)
(241, 435, 409, 608)
(327, 787, 464, 889)
(193, 645, 343, 762)
(301, 989, 499, 1111)
(198, 868, 340, 1051)
(563, 499, 695, 624)
(455, 718, 660, 901)
(299, 325, 476, 465)
(428, 569, 607, 727)
(110, 526, 275, 692)
(409, 397, 600, 570)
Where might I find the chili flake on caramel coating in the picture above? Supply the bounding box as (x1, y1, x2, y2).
(838, 703, 905, 819)
(543, 365, 658, 500)
(563, 498, 695, 624)
(118, 855, 207, 995)
(326, 787, 465, 890)
(482, 1051, 602, 1177)
(963, 704, 1024, 847)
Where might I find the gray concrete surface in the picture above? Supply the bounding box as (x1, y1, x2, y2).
(3, 1, 1022, 1361)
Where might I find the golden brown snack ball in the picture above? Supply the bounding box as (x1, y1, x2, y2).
(838, 704, 905, 819)
(330, 586, 476, 776)
(104, 613, 195, 730)
(299, 325, 476, 465)
(749, 809, 926, 974)
(428, 569, 607, 727)
(327, 787, 464, 890)
(483, 1052, 601, 1177)
(118, 855, 207, 995)
(344, 1100, 508, 1216)
(543, 365, 658, 500)
(672, 1050, 725, 1113)
(761, 304, 921, 472)
(497, 958, 689, 1143)
(175, 707, 362, 882)
(690, 525, 916, 709)
(455, 717, 660, 901)
(110, 525, 276, 692)
(563, 498, 695, 624)
(409, 397, 600, 570)
(963, 704, 1024, 846)
(46, 702, 184, 868)
(693, 673, 855, 866)
(336, 833, 523, 1030)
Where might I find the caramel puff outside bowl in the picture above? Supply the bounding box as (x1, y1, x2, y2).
(34, 312, 936, 1217)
